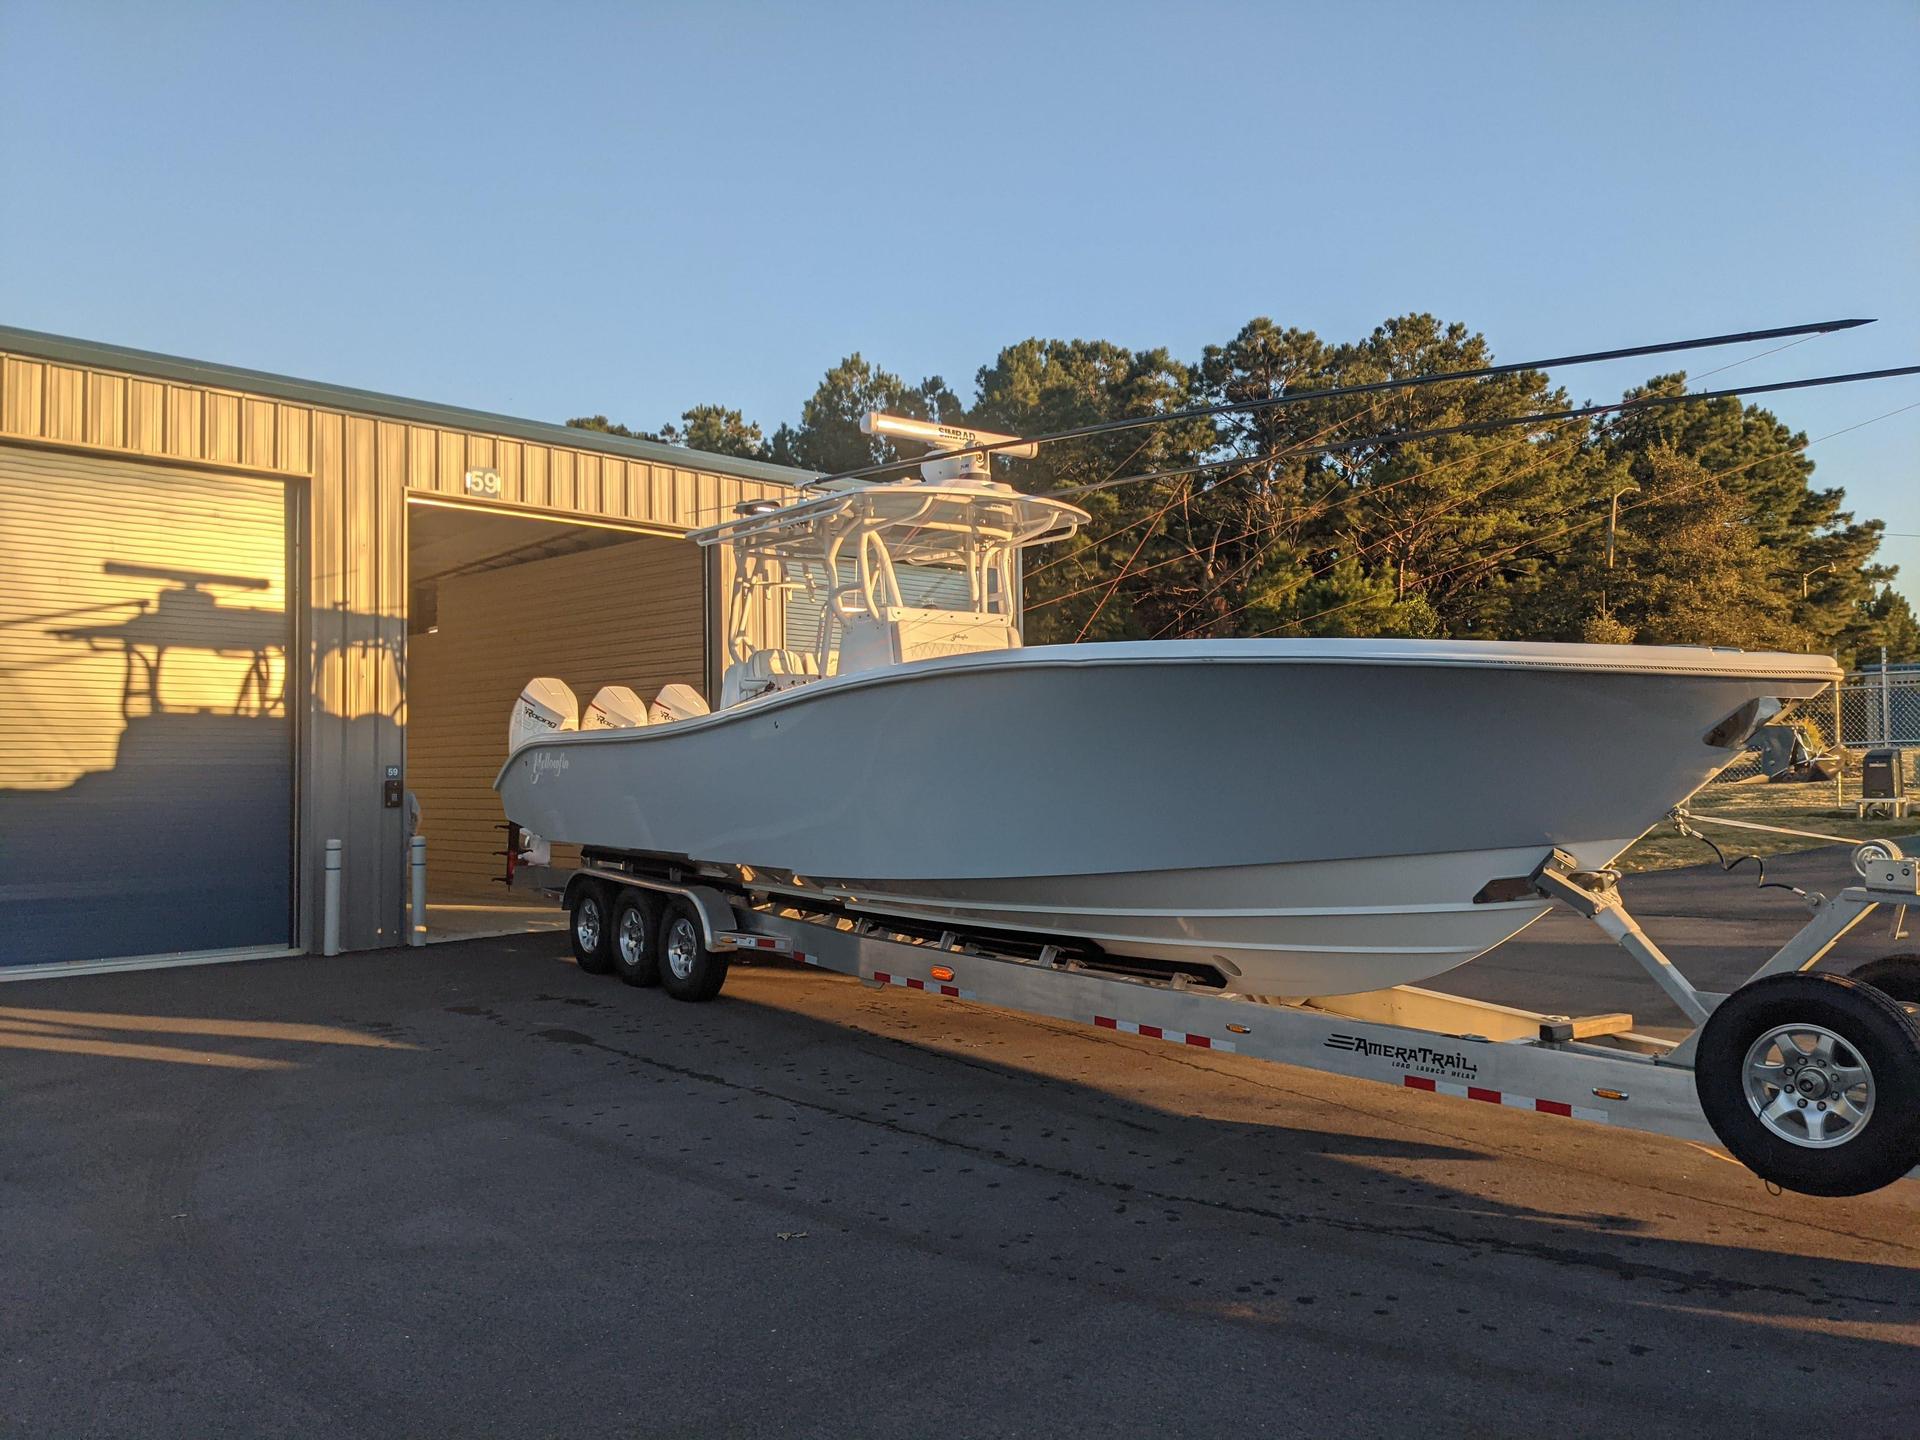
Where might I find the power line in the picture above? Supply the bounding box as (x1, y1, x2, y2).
(1032, 375, 1920, 627)
(1055, 399, 1406, 632)
(1248, 399, 1920, 637)
(1155, 433, 1593, 638)
(1030, 430, 1577, 619)
(1031, 396, 1390, 588)
(1042, 364, 1920, 502)
(800, 317, 1875, 488)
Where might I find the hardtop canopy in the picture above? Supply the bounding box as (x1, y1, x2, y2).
(689, 480, 1088, 568)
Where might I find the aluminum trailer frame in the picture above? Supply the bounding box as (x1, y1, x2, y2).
(535, 839, 1920, 1183)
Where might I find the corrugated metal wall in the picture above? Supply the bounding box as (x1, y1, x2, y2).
(0, 341, 797, 957)
(408, 534, 705, 894)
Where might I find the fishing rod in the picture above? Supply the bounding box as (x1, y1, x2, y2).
(1044, 363, 1920, 501)
(797, 317, 1874, 489)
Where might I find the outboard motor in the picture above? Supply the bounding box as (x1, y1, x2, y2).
(582, 684, 649, 731)
(509, 677, 578, 751)
(649, 683, 711, 725)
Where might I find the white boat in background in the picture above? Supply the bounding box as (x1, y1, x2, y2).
(497, 413, 1839, 998)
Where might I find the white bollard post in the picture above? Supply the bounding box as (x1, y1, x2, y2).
(323, 839, 343, 957)
(409, 836, 428, 947)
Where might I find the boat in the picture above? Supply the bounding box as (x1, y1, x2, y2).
(495, 412, 1839, 998)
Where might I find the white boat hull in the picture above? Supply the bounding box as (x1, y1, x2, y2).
(808, 848, 1601, 996)
(497, 639, 1837, 996)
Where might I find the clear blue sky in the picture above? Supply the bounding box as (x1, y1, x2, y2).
(4, 2, 1916, 596)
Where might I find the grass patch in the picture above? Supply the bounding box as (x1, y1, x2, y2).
(1619, 779, 1918, 873)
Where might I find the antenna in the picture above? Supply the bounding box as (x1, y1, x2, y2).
(852, 413, 1039, 486)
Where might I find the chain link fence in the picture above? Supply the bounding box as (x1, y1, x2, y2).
(1708, 666, 1918, 790)
(1837, 662, 1920, 751)
(1631, 677, 1916, 873)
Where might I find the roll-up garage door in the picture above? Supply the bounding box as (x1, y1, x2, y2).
(0, 445, 293, 966)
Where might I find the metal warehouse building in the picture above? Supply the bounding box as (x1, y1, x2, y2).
(0, 326, 806, 977)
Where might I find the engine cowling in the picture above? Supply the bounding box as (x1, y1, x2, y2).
(583, 684, 649, 731)
(509, 677, 578, 751)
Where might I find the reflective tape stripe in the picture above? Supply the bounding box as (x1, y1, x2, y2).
(1402, 1074, 1606, 1123)
(1093, 1015, 1236, 1054)
(872, 971, 971, 999)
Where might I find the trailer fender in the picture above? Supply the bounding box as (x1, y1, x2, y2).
(671, 884, 743, 949)
(561, 871, 602, 913)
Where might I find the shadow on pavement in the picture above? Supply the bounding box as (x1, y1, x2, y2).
(0, 931, 1913, 1436)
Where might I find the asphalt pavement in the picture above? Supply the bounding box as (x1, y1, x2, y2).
(2, 846, 1916, 1438)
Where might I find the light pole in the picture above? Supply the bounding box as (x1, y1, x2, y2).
(1797, 563, 1836, 653)
(1605, 485, 1638, 570)
(1602, 484, 1638, 618)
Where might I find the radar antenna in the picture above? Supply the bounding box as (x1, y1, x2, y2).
(859, 413, 1037, 485)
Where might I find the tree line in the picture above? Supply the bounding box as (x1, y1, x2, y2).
(569, 314, 1919, 669)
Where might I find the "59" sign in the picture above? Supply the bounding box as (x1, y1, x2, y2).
(464, 467, 503, 497)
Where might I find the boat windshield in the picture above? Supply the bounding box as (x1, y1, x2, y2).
(691, 481, 1087, 707)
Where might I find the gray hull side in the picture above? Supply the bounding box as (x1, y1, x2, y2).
(499, 651, 1804, 884)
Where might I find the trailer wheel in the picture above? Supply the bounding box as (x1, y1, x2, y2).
(612, 892, 662, 988)
(1695, 973, 1920, 1197)
(569, 884, 616, 975)
(1848, 953, 1920, 1011)
(656, 898, 728, 1002)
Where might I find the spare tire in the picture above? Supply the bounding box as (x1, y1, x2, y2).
(1849, 953, 1920, 1009)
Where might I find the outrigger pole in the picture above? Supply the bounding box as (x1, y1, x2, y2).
(797, 317, 1875, 489)
(1046, 362, 1920, 499)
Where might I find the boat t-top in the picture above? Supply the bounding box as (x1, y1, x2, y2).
(705, 414, 1088, 709)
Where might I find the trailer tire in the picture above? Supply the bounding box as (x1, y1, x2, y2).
(1695, 973, 1920, 1197)
(1848, 954, 1920, 1010)
(569, 884, 616, 976)
(656, 897, 728, 1002)
(612, 891, 662, 988)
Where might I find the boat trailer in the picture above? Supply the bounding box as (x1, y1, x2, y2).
(535, 823, 1920, 1198)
